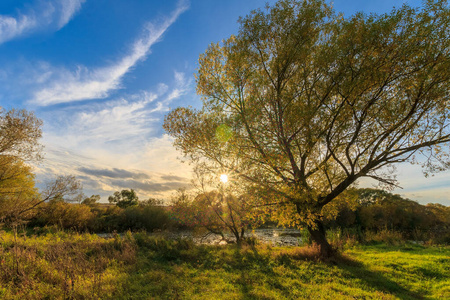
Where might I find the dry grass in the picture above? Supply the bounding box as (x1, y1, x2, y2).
(0, 230, 137, 299)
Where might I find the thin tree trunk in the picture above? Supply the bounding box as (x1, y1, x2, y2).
(233, 229, 240, 244)
(233, 228, 245, 244)
(306, 219, 334, 258)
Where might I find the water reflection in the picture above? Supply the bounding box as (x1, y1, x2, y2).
(164, 228, 304, 246)
(98, 228, 304, 246)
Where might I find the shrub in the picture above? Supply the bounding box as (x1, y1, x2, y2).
(365, 230, 405, 246)
(121, 205, 173, 232)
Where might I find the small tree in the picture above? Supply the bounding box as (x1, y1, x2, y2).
(0, 109, 86, 227)
(164, 0, 450, 257)
(171, 168, 260, 243)
(172, 190, 253, 243)
(3, 175, 83, 226)
(108, 189, 139, 208)
(82, 195, 101, 206)
(0, 159, 40, 224)
(0, 107, 43, 225)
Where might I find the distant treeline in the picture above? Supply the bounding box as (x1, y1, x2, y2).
(3, 188, 448, 244)
(27, 197, 176, 233)
(322, 188, 450, 244)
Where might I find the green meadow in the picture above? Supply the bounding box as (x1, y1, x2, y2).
(0, 231, 448, 299)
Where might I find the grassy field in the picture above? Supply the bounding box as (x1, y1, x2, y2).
(0, 231, 448, 299)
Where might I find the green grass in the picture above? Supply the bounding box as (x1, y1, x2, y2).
(0, 231, 448, 299)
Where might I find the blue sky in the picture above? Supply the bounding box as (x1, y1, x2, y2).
(1, 0, 448, 205)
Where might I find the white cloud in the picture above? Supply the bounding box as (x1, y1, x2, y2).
(34, 135, 192, 201)
(140, 134, 192, 176)
(400, 187, 450, 205)
(359, 163, 450, 205)
(35, 72, 192, 200)
(43, 71, 189, 147)
(43, 91, 158, 151)
(0, 0, 85, 44)
(149, 71, 190, 113)
(57, 0, 85, 29)
(392, 163, 450, 205)
(30, 1, 189, 106)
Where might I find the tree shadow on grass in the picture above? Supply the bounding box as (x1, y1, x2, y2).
(332, 255, 425, 300)
(230, 245, 292, 299)
(234, 244, 426, 300)
(231, 246, 267, 297)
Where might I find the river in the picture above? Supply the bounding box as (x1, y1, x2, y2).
(158, 228, 304, 246)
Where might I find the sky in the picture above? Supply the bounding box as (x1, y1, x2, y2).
(0, 0, 448, 205)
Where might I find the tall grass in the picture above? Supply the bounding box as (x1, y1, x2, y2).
(0, 230, 136, 299)
(0, 230, 448, 299)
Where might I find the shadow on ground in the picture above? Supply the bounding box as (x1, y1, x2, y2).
(333, 255, 425, 300)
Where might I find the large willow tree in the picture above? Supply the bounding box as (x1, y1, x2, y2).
(164, 0, 450, 257)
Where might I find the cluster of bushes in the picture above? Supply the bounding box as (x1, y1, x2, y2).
(322, 188, 450, 244)
(27, 197, 175, 233)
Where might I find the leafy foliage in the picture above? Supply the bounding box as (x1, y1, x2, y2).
(0, 159, 39, 224)
(32, 199, 94, 231)
(322, 188, 450, 244)
(164, 0, 450, 256)
(108, 189, 139, 208)
(0, 108, 43, 224)
(171, 188, 259, 242)
(82, 195, 101, 206)
(0, 108, 43, 162)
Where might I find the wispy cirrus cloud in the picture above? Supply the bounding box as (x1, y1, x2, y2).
(34, 71, 192, 200)
(0, 0, 85, 45)
(30, 1, 189, 106)
(42, 70, 189, 150)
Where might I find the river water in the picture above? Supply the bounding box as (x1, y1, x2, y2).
(98, 228, 304, 246)
(160, 228, 304, 246)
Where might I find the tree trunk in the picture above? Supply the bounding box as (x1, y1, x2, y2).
(306, 219, 335, 258)
(232, 229, 240, 243)
(240, 228, 245, 240)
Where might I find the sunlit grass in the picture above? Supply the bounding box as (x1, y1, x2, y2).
(0, 231, 448, 299)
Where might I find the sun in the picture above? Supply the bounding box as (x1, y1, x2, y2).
(220, 174, 228, 183)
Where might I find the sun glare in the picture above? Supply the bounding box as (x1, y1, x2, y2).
(220, 174, 228, 183)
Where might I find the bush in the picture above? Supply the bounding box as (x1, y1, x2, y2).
(365, 230, 405, 246)
(121, 205, 173, 232)
(29, 200, 94, 231)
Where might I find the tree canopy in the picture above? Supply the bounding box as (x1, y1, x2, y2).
(164, 0, 450, 257)
(0, 107, 43, 223)
(0, 108, 43, 162)
(108, 189, 139, 208)
(0, 159, 39, 223)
